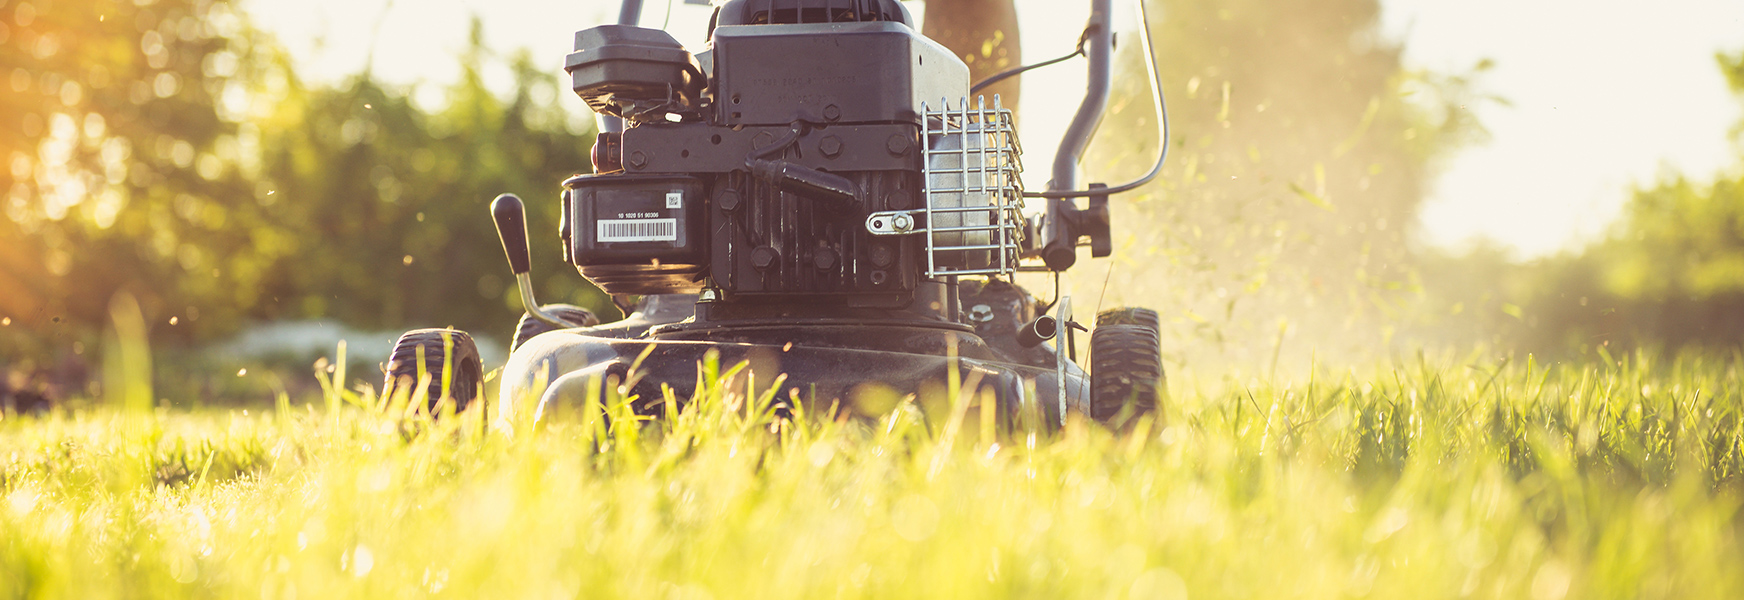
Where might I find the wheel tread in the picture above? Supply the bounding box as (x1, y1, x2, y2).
(511, 304, 600, 352)
(384, 328, 483, 412)
(1089, 323, 1165, 422)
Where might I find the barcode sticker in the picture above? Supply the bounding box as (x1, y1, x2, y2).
(598, 218, 678, 242)
(665, 191, 683, 209)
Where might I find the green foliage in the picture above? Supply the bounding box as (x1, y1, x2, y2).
(2, 0, 264, 355)
(4, 352, 1744, 597)
(1443, 47, 1744, 355)
(246, 24, 604, 336)
(1, 5, 603, 364)
(1601, 176, 1744, 300)
(1590, 48, 1744, 309)
(1079, 0, 1489, 361)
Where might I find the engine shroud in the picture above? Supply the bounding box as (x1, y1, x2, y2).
(566, 19, 979, 308)
(712, 22, 964, 127)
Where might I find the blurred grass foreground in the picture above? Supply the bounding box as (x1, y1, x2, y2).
(5, 0, 1744, 403)
(3, 1, 1744, 597)
(4, 347, 1744, 598)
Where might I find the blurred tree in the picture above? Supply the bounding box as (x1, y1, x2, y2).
(922, 0, 1021, 116)
(1435, 47, 1744, 355)
(1077, 0, 1488, 361)
(2, 4, 602, 366)
(1, 0, 267, 358)
(1523, 48, 1744, 352)
(247, 22, 603, 342)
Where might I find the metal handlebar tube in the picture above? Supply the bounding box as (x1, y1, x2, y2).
(1049, 0, 1112, 194)
(1037, 0, 1113, 272)
(599, 0, 648, 135)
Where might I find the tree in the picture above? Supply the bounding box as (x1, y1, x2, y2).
(1425, 46, 1744, 355)
(1, 0, 270, 356)
(1517, 48, 1744, 352)
(1077, 0, 1486, 361)
(922, 0, 1021, 116)
(2, 5, 604, 365)
(246, 24, 603, 339)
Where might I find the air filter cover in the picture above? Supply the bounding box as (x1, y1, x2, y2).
(565, 25, 699, 120)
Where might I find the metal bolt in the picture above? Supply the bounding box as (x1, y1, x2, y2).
(813, 247, 838, 270)
(968, 304, 995, 323)
(718, 188, 741, 211)
(870, 244, 894, 267)
(823, 104, 841, 121)
(892, 214, 913, 232)
(886, 133, 911, 156)
(819, 135, 843, 159)
(751, 246, 779, 270)
(627, 150, 648, 169)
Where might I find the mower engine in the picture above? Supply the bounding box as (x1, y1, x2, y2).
(562, 0, 1025, 309)
(381, 0, 1167, 430)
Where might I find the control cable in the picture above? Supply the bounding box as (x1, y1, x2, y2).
(969, 29, 1090, 95)
(1024, 0, 1169, 199)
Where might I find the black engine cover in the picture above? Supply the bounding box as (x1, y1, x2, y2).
(709, 169, 920, 305)
(712, 22, 965, 126)
(567, 174, 707, 295)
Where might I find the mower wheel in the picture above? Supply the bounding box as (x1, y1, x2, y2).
(511, 304, 600, 352)
(1089, 324, 1165, 423)
(1095, 307, 1160, 334)
(384, 328, 484, 413)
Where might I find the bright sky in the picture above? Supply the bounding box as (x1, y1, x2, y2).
(1384, 0, 1744, 257)
(245, 0, 1744, 259)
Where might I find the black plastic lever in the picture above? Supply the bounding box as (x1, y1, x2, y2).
(491, 193, 531, 275)
(748, 158, 857, 208)
(1032, 183, 1113, 271)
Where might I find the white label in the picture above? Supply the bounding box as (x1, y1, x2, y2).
(598, 218, 678, 242)
(665, 191, 683, 209)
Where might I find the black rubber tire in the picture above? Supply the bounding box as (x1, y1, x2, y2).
(1089, 324, 1164, 423)
(510, 304, 600, 352)
(1095, 307, 1161, 334)
(384, 328, 484, 412)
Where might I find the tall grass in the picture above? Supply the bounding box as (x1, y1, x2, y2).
(2, 349, 1742, 599)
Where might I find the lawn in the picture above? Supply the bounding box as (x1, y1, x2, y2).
(2, 350, 1741, 599)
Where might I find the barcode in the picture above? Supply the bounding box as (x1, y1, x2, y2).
(597, 218, 678, 242)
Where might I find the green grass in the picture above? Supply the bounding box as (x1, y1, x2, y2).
(3, 350, 1743, 599)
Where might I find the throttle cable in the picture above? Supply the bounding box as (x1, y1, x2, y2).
(1025, 0, 1169, 199)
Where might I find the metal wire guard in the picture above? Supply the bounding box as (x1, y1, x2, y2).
(865, 96, 1024, 278)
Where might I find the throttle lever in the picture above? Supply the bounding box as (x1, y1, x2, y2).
(491, 193, 570, 327)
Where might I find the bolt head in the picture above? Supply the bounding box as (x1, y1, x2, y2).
(819, 135, 843, 159)
(751, 246, 778, 269)
(870, 244, 895, 267)
(627, 150, 648, 169)
(886, 133, 911, 156)
(823, 104, 842, 121)
(813, 247, 838, 270)
(892, 214, 913, 231)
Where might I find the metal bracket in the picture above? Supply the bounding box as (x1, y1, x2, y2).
(865, 210, 922, 235)
(861, 96, 1025, 278)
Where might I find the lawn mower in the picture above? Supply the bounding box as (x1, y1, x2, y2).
(383, 0, 1170, 428)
